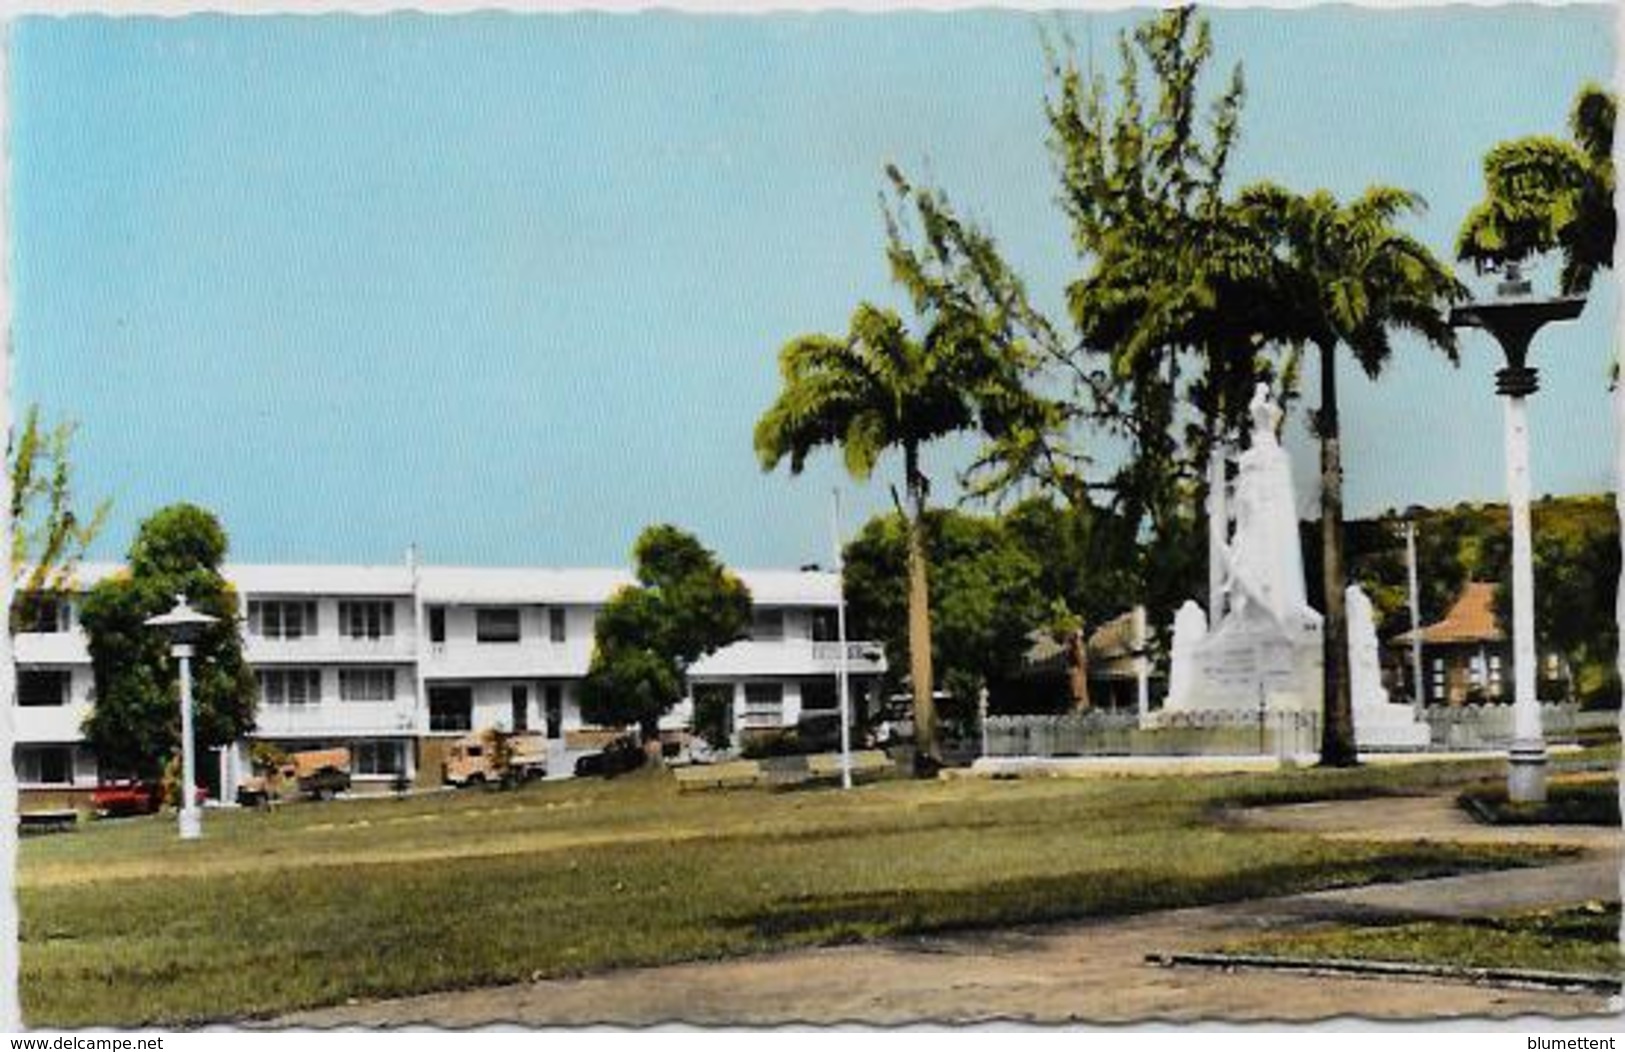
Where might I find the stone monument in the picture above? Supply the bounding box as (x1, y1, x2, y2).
(1161, 384, 1324, 719)
(1346, 584, 1431, 749)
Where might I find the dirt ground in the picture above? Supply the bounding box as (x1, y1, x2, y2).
(282, 795, 1623, 1027)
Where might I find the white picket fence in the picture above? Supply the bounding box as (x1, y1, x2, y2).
(983, 709, 1319, 759)
(1422, 701, 1594, 750)
(982, 702, 1610, 759)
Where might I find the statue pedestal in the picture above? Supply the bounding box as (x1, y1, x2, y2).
(1353, 704, 1432, 749)
(1162, 603, 1323, 720)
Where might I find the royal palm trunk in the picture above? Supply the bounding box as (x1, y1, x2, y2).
(904, 443, 940, 769)
(1317, 339, 1357, 766)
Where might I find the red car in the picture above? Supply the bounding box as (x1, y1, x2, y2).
(91, 780, 161, 817)
(91, 780, 210, 817)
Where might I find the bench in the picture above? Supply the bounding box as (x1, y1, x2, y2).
(19, 809, 79, 835)
(674, 761, 763, 792)
(805, 750, 893, 781)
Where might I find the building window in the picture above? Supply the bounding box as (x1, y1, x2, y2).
(1431, 658, 1445, 701)
(339, 668, 396, 702)
(743, 682, 783, 727)
(339, 601, 394, 639)
(1489, 654, 1504, 694)
(259, 669, 322, 706)
(12, 594, 67, 634)
(429, 689, 473, 732)
(476, 608, 521, 644)
(750, 610, 784, 642)
(353, 740, 406, 777)
(549, 608, 567, 643)
(428, 606, 446, 644)
(248, 600, 318, 639)
(511, 685, 529, 732)
(15, 746, 72, 785)
(544, 684, 563, 738)
(16, 670, 68, 707)
(810, 609, 838, 643)
(800, 679, 837, 712)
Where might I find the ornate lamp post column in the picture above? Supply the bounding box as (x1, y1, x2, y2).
(1449, 265, 1584, 803)
(831, 488, 853, 791)
(1403, 505, 1425, 718)
(145, 595, 219, 839)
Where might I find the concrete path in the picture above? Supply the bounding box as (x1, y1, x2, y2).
(282, 795, 1622, 1027)
(1231, 793, 1623, 853)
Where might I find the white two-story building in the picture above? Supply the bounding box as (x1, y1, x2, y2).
(12, 560, 885, 805)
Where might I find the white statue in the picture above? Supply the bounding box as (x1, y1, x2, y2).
(1346, 582, 1431, 748)
(1346, 584, 1388, 708)
(1219, 384, 1312, 627)
(1160, 383, 1324, 727)
(1165, 600, 1208, 711)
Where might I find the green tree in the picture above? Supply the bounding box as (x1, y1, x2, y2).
(881, 10, 1298, 644)
(580, 525, 751, 760)
(1236, 184, 1463, 766)
(79, 504, 256, 782)
(1458, 83, 1615, 295)
(755, 212, 1032, 770)
(10, 404, 110, 606)
(843, 509, 1047, 732)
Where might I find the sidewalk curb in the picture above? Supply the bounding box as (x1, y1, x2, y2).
(1146, 951, 1622, 995)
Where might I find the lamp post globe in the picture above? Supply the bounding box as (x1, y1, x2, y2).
(144, 594, 219, 839)
(1448, 263, 1586, 804)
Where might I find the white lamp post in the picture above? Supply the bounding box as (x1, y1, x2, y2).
(1450, 264, 1585, 804)
(145, 594, 218, 839)
(831, 489, 853, 791)
(1404, 507, 1425, 719)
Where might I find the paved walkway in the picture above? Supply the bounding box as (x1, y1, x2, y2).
(283, 795, 1622, 1027)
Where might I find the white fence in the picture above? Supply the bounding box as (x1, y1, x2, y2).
(1422, 702, 1596, 750)
(984, 709, 1319, 759)
(983, 702, 1612, 759)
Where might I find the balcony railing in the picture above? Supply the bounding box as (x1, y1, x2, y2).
(252, 700, 419, 737)
(811, 642, 885, 666)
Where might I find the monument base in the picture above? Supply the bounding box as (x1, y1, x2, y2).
(1352, 706, 1431, 750)
(1159, 605, 1323, 723)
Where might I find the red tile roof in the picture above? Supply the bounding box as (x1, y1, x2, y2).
(1390, 581, 1505, 646)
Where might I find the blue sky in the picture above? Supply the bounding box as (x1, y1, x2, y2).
(10, 6, 1616, 570)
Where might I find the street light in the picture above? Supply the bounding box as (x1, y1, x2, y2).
(831, 489, 853, 791)
(145, 594, 219, 839)
(1403, 504, 1425, 720)
(1449, 262, 1585, 804)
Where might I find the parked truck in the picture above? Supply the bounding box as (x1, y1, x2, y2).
(444, 731, 547, 787)
(237, 747, 353, 805)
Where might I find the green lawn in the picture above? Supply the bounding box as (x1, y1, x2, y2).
(20, 759, 1568, 1027)
(1220, 903, 1622, 977)
(1459, 777, 1620, 827)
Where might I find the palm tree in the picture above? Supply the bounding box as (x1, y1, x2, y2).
(1240, 184, 1465, 765)
(1458, 82, 1615, 295)
(755, 303, 1014, 771)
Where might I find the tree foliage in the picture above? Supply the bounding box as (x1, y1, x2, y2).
(1340, 496, 1619, 707)
(755, 180, 1036, 768)
(79, 504, 256, 781)
(1234, 184, 1462, 765)
(10, 404, 110, 602)
(1458, 82, 1615, 294)
(843, 508, 1046, 733)
(878, 9, 1304, 643)
(580, 525, 751, 745)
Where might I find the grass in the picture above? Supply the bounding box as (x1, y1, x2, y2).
(1219, 903, 1622, 977)
(19, 757, 1570, 1027)
(1458, 777, 1621, 827)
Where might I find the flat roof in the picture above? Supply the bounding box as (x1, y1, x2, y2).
(46, 562, 843, 606)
